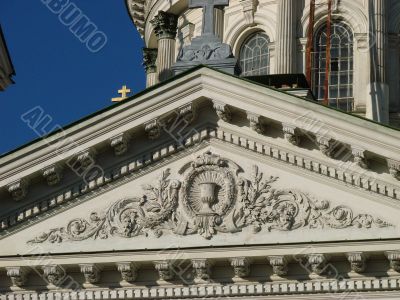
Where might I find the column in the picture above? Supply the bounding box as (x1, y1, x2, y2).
(143, 48, 158, 87)
(151, 11, 178, 82)
(275, 0, 297, 74)
(367, 0, 389, 123)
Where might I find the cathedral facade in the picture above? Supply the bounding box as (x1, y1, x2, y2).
(1, 1, 400, 300)
(128, 0, 400, 127)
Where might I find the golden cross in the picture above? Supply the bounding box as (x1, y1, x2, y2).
(112, 85, 132, 102)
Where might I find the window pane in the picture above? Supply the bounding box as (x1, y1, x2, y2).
(312, 22, 354, 112)
(239, 32, 270, 77)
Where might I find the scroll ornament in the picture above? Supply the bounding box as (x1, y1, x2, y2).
(28, 152, 392, 244)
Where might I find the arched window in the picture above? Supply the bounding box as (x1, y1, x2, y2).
(312, 22, 354, 111)
(239, 32, 271, 76)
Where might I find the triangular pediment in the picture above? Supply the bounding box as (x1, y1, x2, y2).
(1, 144, 399, 256)
(0, 67, 399, 257)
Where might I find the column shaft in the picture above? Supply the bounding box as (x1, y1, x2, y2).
(158, 38, 176, 81)
(372, 0, 387, 83)
(151, 12, 178, 82)
(276, 0, 296, 74)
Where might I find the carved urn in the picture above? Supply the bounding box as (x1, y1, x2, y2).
(198, 182, 217, 214)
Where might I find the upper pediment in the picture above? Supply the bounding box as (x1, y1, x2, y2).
(0, 67, 400, 248)
(1, 145, 399, 257)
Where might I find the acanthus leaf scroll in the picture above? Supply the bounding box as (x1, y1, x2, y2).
(28, 152, 393, 244)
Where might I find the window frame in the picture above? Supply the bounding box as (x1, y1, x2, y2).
(239, 32, 271, 77)
(312, 21, 355, 112)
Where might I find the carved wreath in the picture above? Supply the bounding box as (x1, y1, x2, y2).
(28, 152, 392, 244)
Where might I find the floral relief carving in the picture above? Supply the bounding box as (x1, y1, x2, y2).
(28, 152, 393, 244)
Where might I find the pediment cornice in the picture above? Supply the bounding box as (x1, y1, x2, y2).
(0, 67, 399, 224)
(1, 128, 399, 240)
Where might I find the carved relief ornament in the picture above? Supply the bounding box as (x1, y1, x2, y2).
(28, 152, 393, 244)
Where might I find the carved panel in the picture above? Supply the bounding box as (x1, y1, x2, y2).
(28, 152, 393, 244)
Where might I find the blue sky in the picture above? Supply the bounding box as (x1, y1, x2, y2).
(0, 0, 146, 155)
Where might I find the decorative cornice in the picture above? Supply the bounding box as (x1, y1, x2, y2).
(316, 135, 335, 158)
(387, 159, 400, 180)
(176, 102, 197, 123)
(346, 252, 367, 273)
(117, 262, 138, 282)
(4, 276, 400, 299)
(352, 146, 369, 169)
(7, 179, 28, 202)
(283, 123, 300, 146)
(42, 265, 64, 286)
(144, 119, 161, 140)
(213, 101, 231, 122)
(110, 133, 131, 156)
(386, 251, 400, 272)
(77, 149, 97, 168)
(80, 264, 101, 284)
(143, 48, 158, 73)
(6, 266, 28, 286)
(247, 112, 264, 134)
(268, 255, 288, 276)
(191, 259, 212, 282)
(307, 254, 328, 275)
(150, 11, 178, 39)
(1, 126, 399, 238)
(154, 260, 174, 280)
(230, 257, 250, 278)
(42, 164, 63, 186)
(1, 68, 399, 209)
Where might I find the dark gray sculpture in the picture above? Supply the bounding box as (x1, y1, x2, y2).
(173, 0, 237, 75)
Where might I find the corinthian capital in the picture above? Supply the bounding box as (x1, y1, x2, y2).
(151, 11, 178, 39)
(143, 48, 158, 73)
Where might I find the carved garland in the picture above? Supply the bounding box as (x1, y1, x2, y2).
(28, 152, 392, 244)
